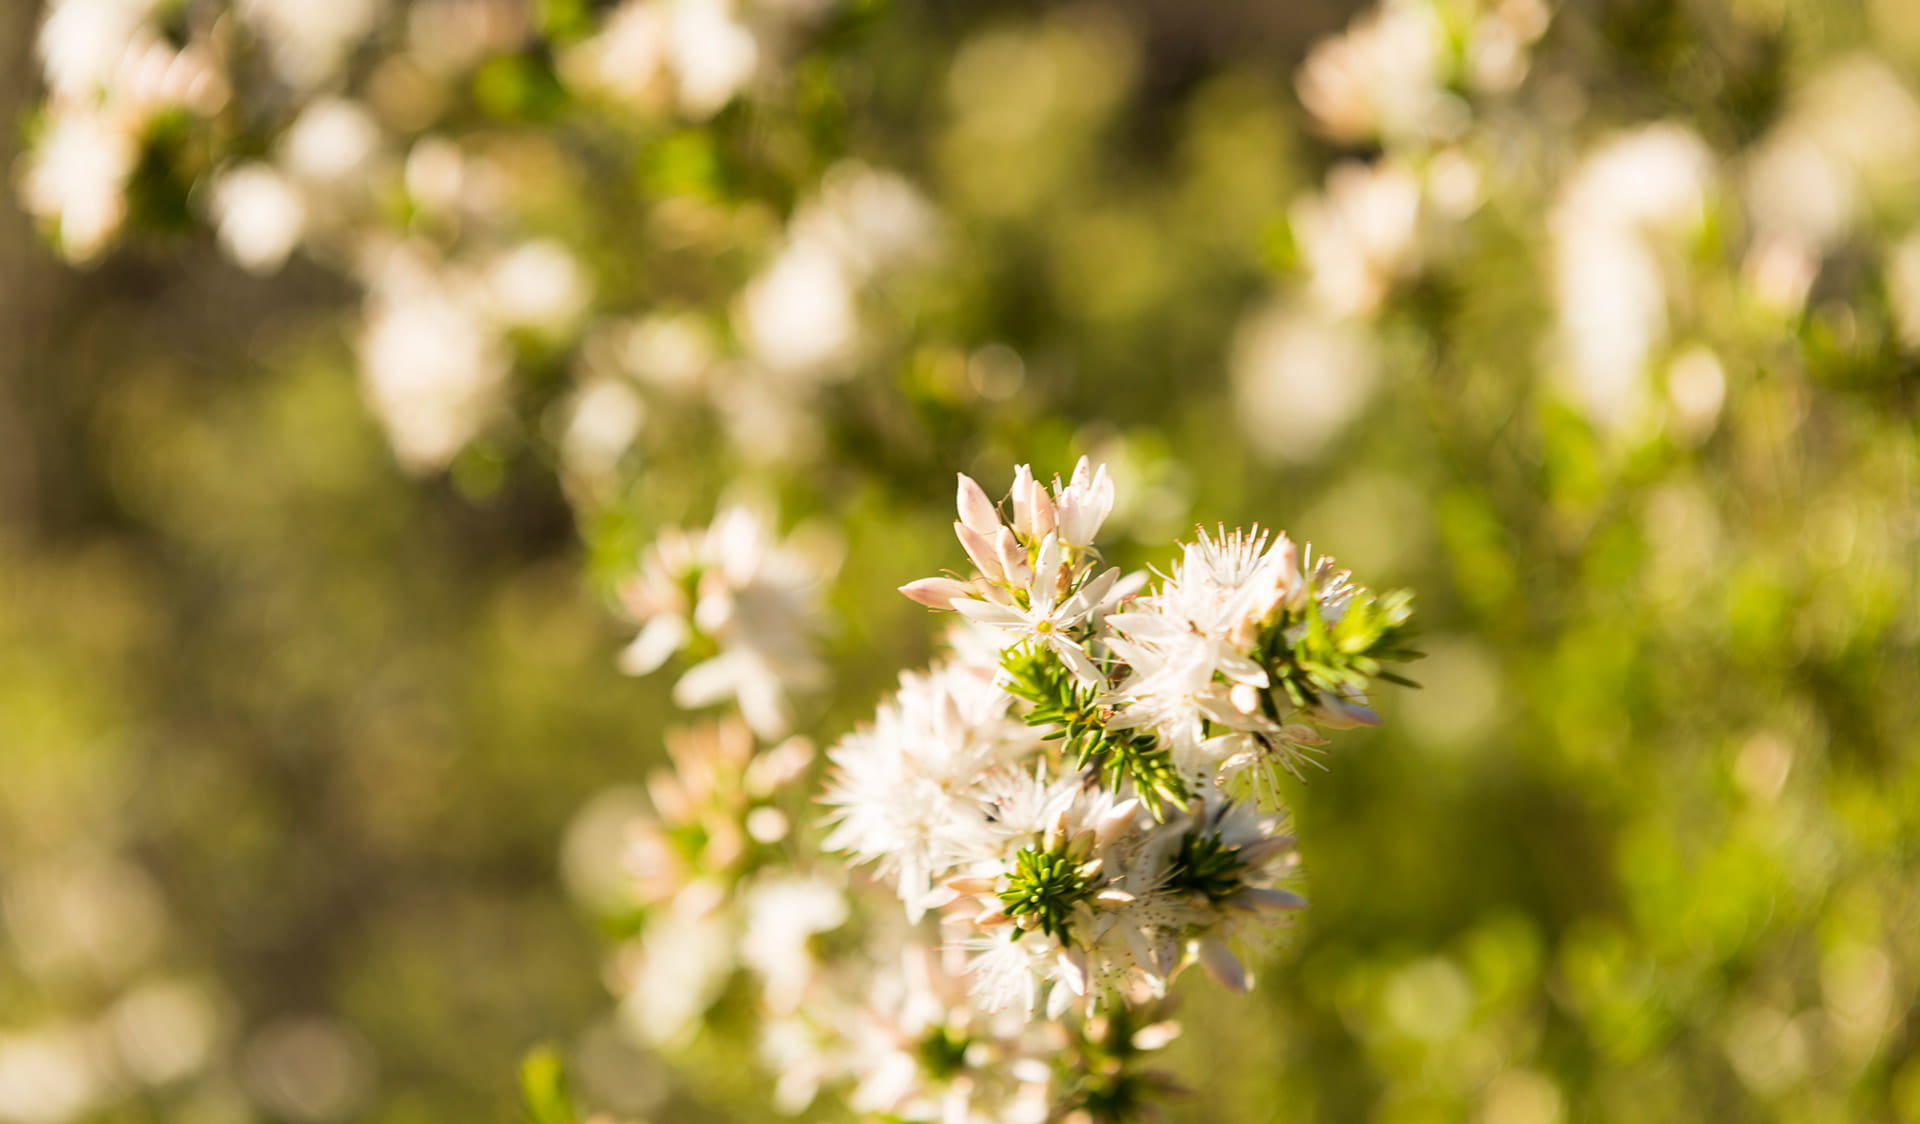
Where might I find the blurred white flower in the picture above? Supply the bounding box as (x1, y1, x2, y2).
(211, 163, 308, 275)
(1745, 57, 1920, 260)
(1551, 124, 1714, 432)
(1665, 345, 1727, 442)
(620, 312, 719, 393)
(741, 875, 848, 1013)
(239, 1016, 373, 1123)
(821, 662, 1030, 917)
(739, 239, 857, 379)
(1297, 0, 1456, 146)
(354, 243, 512, 471)
(241, 0, 384, 89)
(617, 504, 833, 737)
(107, 979, 222, 1087)
(670, 0, 761, 118)
(792, 163, 941, 282)
(0, 1025, 102, 1124)
(1291, 159, 1424, 319)
(402, 137, 468, 215)
(617, 881, 736, 1046)
(406, 0, 529, 76)
(484, 240, 591, 333)
(1230, 302, 1380, 463)
(37, 0, 157, 100)
(559, 377, 646, 483)
(20, 108, 138, 264)
(560, 1, 672, 110)
(280, 98, 384, 190)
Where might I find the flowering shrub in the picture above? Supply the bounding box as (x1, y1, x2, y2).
(11, 0, 1920, 1120)
(595, 461, 1417, 1121)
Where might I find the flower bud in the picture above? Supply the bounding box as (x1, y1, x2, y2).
(899, 577, 972, 609)
(995, 526, 1031, 589)
(1011, 464, 1056, 541)
(955, 521, 1006, 583)
(1053, 457, 1114, 549)
(956, 472, 1001, 535)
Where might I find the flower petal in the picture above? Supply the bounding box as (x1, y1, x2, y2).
(619, 616, 688, 675)
(951, 599, 1028, 628)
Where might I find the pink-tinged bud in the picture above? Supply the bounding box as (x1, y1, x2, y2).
(899, 577, 971, 610)
(1011, 465, 1056, 540)
(955, 521, 1006, 583)
(994, 526, 1031, 588)
(1053, 457, 1115, 548)
(956, 473, 1001, 535)
(1271, 533, 1299, 579)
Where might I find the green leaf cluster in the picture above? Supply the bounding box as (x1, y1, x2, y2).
(1164, 827, 1248, 907)
(999, 843, 1096, 944)
(1262, 586, 1422, 715)
(1001, 644, 1188, 812)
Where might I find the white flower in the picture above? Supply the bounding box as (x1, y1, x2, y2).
(1551, 123, 1715, 432)
(843, 938, 1054, 1124)
(1230, 301, 1382, 463)
(241, 0, 383, 89)
(950, 535, 1119, 685)
(1291, 159, 1425, 320)
(483, 240, 591, 333)
(669, 0, 760, 118)
(38, 0, 156, 100)
(1103, 528, 1303, 784)
(822, 662, 1032, 917)
(618, 505, 831, 737)
(738, 238, 856, 378)
(740, 874, 848, 1014)
(21, 108, 137, 263)
(354, 243, 510, 471)
(1296, 0, 1456, 147)
(1050, 457, 1115, 550)
(210, 163, 307, 275)
(615, 880, 736, 1046)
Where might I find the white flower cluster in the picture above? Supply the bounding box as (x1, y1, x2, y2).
(22, 0, 938, 480)
(804, 460, 1417, 1116)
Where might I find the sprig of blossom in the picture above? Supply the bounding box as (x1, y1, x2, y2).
(818, 458, 1418, 1097)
